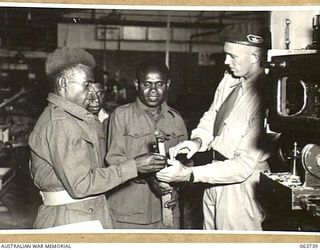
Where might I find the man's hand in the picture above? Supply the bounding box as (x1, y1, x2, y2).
(134, 153, 166, 173)
(147, 176, 173, 197)
(156, 159, 192, 183)
(169, 138, 201, 159)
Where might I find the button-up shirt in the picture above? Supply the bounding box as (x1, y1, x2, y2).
(28, 93, 137, 228)
(106, 98, 188, 225)
(190, 71, 270, 184)
(97, 108, 109, 124)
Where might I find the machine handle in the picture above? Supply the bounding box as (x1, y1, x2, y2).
(276, 78, 307, 117)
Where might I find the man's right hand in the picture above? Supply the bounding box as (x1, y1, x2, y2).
(169, 139, 201, 159)
(134, 153, 166, 173)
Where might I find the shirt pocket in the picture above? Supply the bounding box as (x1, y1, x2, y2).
(124, 127, 152, 157)
(66, 197, 106, 224)
(81, 134, 94, 148)
(80, 135, 96, 165)
(125, 126, 152, 138)
(108, 182, 149, 216)
(223, 116, 248, 149)
(166, 129, 185, 139)
(161, 128, 186, 149)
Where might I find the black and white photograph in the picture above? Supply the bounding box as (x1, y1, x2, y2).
(0, 3, 319, 241)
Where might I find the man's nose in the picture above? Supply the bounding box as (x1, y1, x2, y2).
(224, 55, 231, 65)
(149, 83, 158, 91)
(91, 97, 100, 105)
(87, 91, 98, 102)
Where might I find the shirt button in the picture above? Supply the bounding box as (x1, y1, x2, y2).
(89, 208, 94, 213)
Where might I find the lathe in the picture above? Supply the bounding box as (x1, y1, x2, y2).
(260, 50, 320, 231)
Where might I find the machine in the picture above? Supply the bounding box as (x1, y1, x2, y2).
(260, 49, 320, 231)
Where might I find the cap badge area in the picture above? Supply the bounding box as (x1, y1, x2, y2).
(247, 34, 264, 44)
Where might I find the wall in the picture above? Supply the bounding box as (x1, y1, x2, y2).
(271, 11, 319, 50)
(56, 23, 225, 128)
(87, 49, 225, 131)
(57, 23, 223, 54)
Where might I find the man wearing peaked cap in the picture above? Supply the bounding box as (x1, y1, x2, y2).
(157, 21, 275, 230)
(28, 47, 166, 229)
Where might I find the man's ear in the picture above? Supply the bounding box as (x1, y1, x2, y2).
(134, 78, 139, 91)
(250, 51, 261, 64)
(57, 77, 67, 91)
(167, 79, 171, 88)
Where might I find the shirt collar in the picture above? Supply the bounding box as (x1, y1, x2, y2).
(228, 69, 264, 91)
(134, 98, 169, 118)
(47, 93, 91, 120)
(98, 108, 109, 123)
(242, 68, 264, 90)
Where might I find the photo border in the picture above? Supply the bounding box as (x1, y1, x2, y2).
(0, 0, 319, 243)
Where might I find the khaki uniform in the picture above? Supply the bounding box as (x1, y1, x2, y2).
(106, 99, 188, 228)
(29, 93, 137, 229)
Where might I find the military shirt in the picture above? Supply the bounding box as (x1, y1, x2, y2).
(106, 98, 188, 225)
(28, 93, 137, 229)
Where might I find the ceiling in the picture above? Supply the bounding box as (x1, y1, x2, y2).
(0, 7, 270, 51)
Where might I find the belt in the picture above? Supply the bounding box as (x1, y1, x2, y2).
(213, 150, 227, 161)
(132, 177, 147, 184)
(40, 190, 97, 206)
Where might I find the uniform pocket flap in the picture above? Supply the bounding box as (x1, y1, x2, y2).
(160, 128, 185, 138)
(125, 128, 152, 138)
(81, 135, 94, 147)
(66, 196, 104, 214)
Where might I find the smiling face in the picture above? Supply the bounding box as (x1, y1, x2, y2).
(135, 68, 170, 108)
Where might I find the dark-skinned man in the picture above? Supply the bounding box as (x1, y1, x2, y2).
(28, 48, 166, 229)
(106, 60, 188, 229)
(87, 80, 109, 136)
(87, 82, 108, 123)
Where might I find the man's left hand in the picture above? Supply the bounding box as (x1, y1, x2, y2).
(156, 159, 192, 183)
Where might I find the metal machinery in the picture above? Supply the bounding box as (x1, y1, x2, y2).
(260, 49, 320, 231)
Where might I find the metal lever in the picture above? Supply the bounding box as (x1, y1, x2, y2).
(292, 142, 298, 176)
(285, 18, 291, 49)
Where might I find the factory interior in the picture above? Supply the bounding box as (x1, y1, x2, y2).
(0, 5, 319, 231)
